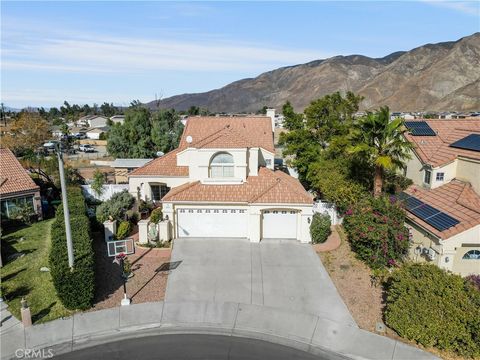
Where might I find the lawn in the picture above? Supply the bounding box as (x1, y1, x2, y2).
(0, 219, 73, 323)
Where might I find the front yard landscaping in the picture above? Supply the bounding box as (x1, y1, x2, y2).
(318, 226, 478, 360)
(0, 219, 73, 323)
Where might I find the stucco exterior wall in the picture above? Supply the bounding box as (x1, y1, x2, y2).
(407, 220, 480, 276)
(456, 158, 480, 194)
(128, 176, 188, 200)
(405, 152, 425, 187)
(430, 160, 457, 189)
(177, 148, 248, 181)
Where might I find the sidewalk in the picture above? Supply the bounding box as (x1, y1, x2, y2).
(1, 300, 439, 360)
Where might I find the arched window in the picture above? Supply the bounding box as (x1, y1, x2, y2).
(210, 152, 234, 178)
(462, 250, 480, 260)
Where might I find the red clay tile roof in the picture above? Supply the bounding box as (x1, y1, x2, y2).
(128, 149, 188, 177)
(405, 119, 480, 167)
(179, 116, 274, 153)
(162, 167, 313, 205)
(404, 180, 480, 239)
(0, 148, 39, 196)
(129, 116, 274, 177)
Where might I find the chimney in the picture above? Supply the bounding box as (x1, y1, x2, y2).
(266, 108, 275, 132)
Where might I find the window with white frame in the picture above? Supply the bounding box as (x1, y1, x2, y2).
(210, 152, 234, 178)
(436, 172, 445, 182)
(462, 250, 480, 260)
(151, 184, 168, 201)
(424, 169, 431, 184)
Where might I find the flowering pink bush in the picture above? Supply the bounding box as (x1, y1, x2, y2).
(343, 195, 410, 269)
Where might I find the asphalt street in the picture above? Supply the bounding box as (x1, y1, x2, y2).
(54, 334, 333, 360)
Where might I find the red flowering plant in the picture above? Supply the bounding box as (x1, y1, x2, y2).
(343, 195, 410, 269)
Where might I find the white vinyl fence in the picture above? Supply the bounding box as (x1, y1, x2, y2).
(313, 200, 343, 225)
(81, 184, 129, 202)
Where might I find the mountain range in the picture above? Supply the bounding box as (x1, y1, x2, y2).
(148, 33, 480, 113)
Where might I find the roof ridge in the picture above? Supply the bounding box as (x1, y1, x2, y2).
(456, 181, 480, 215)
(248, 177, 281, 203)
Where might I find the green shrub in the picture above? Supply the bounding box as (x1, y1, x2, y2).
(49, 187, 95, 310)
(116, 220, 132, 239)
(125, 210, 139, 224)
(310, 213, 331, 244)
(150, 208, 163, 224)
(385, 264, 480, 357)
(96, 190, 134, 222)
(343, 195, 409, 269)
(9, 203, 36, 224)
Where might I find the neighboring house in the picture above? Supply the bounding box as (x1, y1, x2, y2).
(0, 148, 42, 221)
(111, 158, 152, 184)
(109, 115, 125, 125)
(51, 126, 64, 139)
(128, 116, 314, 243)
(85, 126, 109, 140)
(79, 115, 109, 128)
(402, 119, 480, 276)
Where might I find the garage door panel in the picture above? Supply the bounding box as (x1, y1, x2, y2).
(262, 210, 297, 240)
(177, 208, 247, 238)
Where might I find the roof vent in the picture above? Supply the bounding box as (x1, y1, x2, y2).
(186, 135, 193, 143)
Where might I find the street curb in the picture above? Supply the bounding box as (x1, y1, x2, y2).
(0, 301, 439, 360)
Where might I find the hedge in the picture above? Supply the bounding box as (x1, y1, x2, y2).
(49, 186, 95, 310)
(150, 208, 163, 224)
(385, 264, 480, 358)
(310, 213, 331, 244)
(343, 195, 410, 269)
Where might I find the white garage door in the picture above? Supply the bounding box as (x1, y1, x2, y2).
(262, 210, 297, 240)
(177, 208, 248, 238)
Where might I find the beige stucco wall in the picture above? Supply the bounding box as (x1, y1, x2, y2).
(430, 160, 457, 189)
(405, 152, 425, 187)
(407, 220, 480, 276)
(162, 202, 313, 243)
(128, 176, 188, 200)
(456, 157, 480, 194)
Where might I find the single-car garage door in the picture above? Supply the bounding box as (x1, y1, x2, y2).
(177, 208, 248, 238)
(262, 210, 297, 240)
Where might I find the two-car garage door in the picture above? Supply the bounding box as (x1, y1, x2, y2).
(177, 208, 248, 238)
(176, 207, 298, 240)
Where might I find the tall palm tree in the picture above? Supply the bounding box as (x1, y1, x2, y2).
(349, 107, 412, 197)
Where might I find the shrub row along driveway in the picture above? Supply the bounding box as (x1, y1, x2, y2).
(165, 238, 356, 326)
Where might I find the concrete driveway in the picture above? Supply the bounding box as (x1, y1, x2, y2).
(165, 238, 356, 326)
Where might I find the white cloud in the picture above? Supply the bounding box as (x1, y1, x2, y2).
(2, 22, 331, 74)
(420, 0, 479, 16)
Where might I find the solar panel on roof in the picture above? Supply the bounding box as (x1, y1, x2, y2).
(411, 204, 440, 219)
(404, 121, 436, 136)
(427, 212, 460, 232)
(405, 196, 424, 210)
(449, 134, 480, 152)
(400, 194, 460, 232)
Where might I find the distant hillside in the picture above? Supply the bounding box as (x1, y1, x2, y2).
(148, 33, 480, 112)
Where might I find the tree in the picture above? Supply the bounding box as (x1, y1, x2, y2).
(2, 111, 50, 155)
(279, 93, 362, 186)
(91, 169, 105, 197)
(107, 107, 183, 158)
(100, 102, 117, 117)
(348, 107, 412, 197)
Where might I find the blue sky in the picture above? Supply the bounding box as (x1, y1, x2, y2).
(1, 1, 479, 108)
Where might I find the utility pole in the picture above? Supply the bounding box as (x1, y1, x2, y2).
(56, 143, 74, 268)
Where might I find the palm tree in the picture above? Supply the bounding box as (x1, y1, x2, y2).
(348, 107, 412, 197)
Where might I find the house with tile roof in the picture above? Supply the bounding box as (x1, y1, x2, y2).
(128, 116, 314, 243)
(402, 119, 480, 276)
(0, 148, 43, 221)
